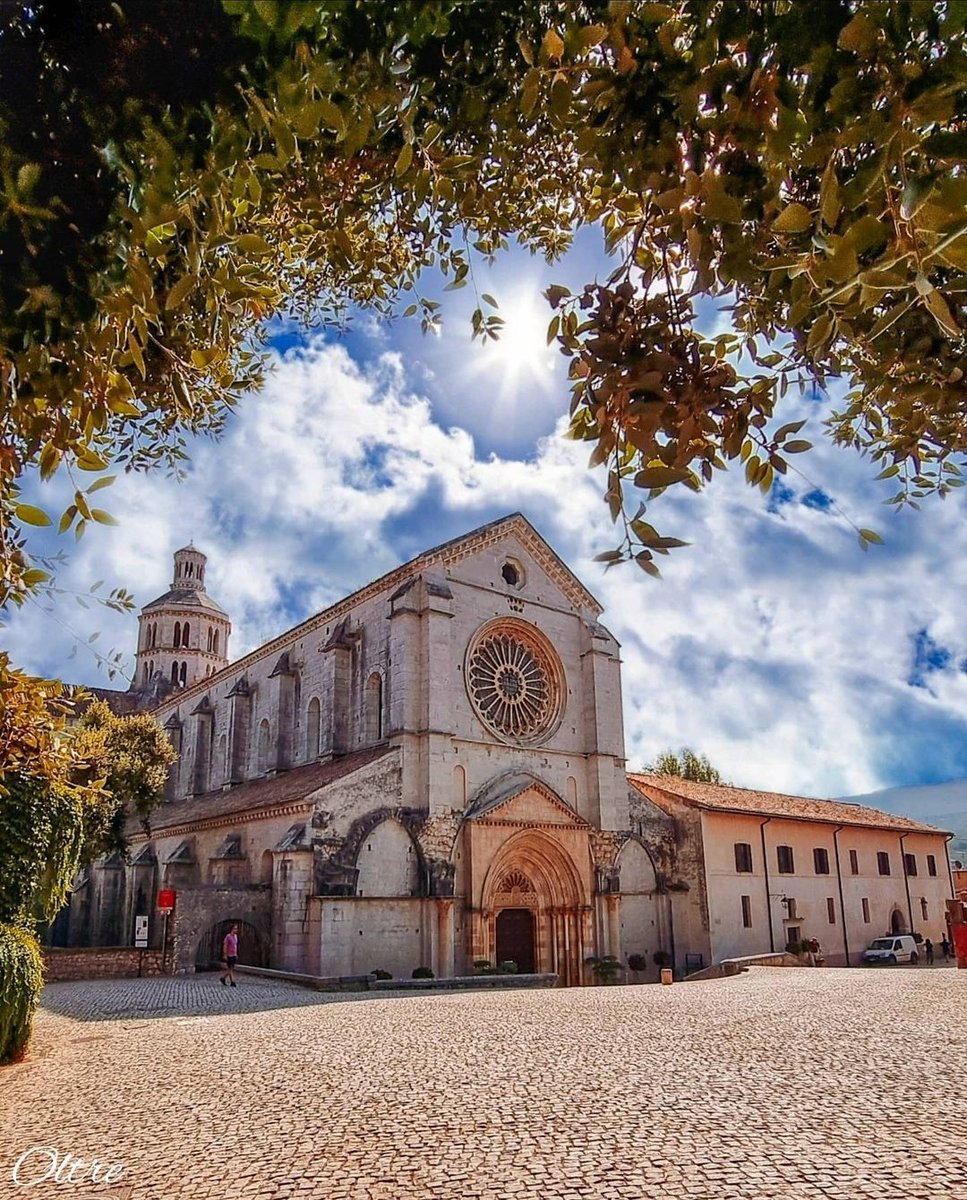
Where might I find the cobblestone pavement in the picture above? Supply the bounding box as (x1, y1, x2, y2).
(2, 968, 965, 1200)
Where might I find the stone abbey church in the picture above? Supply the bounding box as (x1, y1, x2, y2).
(68, 515, 953, 979)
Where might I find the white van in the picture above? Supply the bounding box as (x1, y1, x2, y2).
(861, 935, 919, 965)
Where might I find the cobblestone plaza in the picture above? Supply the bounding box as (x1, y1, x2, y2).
(2, 968, 965, 1200)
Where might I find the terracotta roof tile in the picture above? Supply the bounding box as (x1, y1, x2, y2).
(142, 745, 395, 834)
(628, 773, 950, 835)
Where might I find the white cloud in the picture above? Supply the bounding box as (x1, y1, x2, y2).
(6, 336, 967, 799)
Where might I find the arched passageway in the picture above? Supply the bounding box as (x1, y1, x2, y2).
(194, 919, 267, 971)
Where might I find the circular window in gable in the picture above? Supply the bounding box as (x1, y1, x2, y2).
(465, 618, 565, 745)
(501, 558, 525, 589)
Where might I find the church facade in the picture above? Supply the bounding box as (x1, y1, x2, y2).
(67, 515, 954, 979)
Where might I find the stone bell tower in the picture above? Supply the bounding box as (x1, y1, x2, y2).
(134, 545, 231, 691)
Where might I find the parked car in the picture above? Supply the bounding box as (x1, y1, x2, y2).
(861, 935, 920, 965)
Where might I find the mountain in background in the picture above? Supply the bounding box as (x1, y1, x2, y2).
(839, 780, 967, 864)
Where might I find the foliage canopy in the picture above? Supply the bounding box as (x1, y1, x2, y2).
(0, 0, 964, 603)
(648, 747, 724, 783)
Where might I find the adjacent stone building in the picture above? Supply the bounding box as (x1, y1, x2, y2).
(65, 514, 954, 978)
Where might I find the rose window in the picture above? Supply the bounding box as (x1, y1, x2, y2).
(466, 619, 565, 744)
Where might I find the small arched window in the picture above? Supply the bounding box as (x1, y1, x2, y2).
(173, 622, 181, 649)
(183, 622, 190, 647)
(179, 662, 187, 687)
(171, 661, 179, 685)
(213, 630, 219, 655)
(207, 627, 213, 652)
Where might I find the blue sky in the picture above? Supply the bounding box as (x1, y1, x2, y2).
(5, 228, 967, 798)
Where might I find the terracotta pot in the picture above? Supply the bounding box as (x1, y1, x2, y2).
(660, 968, 673, 986)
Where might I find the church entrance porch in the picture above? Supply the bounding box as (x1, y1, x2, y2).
(495, 907, 535, 973)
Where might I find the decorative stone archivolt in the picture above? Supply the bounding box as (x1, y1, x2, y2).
(465, 618, 566, 745)
(493, 868, 539, 906)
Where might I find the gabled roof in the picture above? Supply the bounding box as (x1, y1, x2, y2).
(467, 771, 589, 827)
(152, 513, 601, 717)
(137, 746, 395, 835)
(628, 773, 950, 835)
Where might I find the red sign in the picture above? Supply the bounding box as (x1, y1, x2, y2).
(157, 889, 176, 913)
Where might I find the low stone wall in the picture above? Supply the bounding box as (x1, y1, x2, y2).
(235, 965, 558, 993)
(685, 952, 800, 983)
(236, 965, 372, 991)
(43, 946, 166, 982)
(370, 973, 558, 992)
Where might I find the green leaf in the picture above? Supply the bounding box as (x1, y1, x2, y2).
(923, 288, 960, 336)
(165, 273, 196, 310)
(901, 175, 938, 222)
(15, 504, 52, 527)
(394, 143, 414, 177)
(772, 204, 813, 235)
(236, 234, 271, 255)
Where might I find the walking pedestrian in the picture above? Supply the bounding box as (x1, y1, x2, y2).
(220, 923, 239, 988)
(924, 938, 934, 965)
(941, 935, 952, 962)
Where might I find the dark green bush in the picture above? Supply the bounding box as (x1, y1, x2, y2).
(411, 966, 434, 979)
(0, 923, 44, 1064)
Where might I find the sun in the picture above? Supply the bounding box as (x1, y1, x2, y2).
(465, 287, 558, 402)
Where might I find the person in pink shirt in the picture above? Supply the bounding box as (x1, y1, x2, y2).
(220, 924, 239, 988)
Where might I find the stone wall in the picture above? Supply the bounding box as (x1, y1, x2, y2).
(43, 947, 166, 981)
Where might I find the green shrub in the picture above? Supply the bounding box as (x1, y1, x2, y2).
(370, 969, 392, 980)
(497, 959, 518, 974)
(627, 953, 648, 973)
(411, 966, 434, 979)
(652, 950, 672, 968)
(0, 923, 44, 1064)
(589, 955, 622, 984)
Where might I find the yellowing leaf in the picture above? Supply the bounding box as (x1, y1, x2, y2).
(541, 28, 565, 62)
(14, 503, 51, 527)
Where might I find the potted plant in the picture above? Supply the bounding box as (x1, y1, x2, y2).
(627, 953, 648, 977)
(585, 955, 623, 984)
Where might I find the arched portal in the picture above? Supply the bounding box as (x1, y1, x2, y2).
(890, 907, 907, 934)
(476, 829, 590, 986)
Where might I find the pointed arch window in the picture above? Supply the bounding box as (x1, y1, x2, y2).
(179, 662, 187, 687)
(306, 698, 321, 759)
(366, 673, 384, 742)
(174, 621, 182, 649)
(171, 661, 179, 685)
(257, 719, 271, 774)
(182, 621, 190, 648)
(213, 630, 219, 655)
